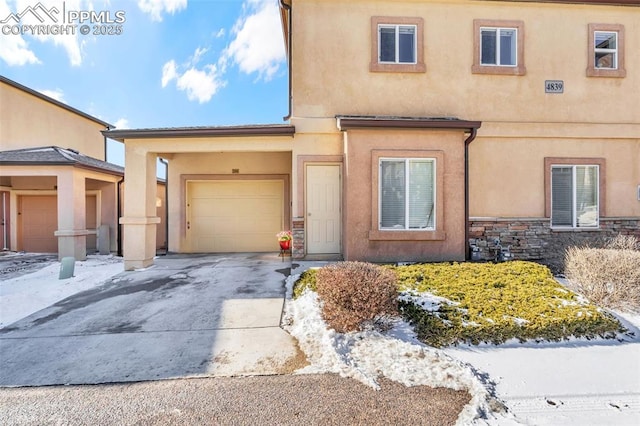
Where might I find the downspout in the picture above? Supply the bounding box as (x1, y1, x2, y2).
(464, 128, 478, 261)
(117, 177, 124, 257)
(280, 0, 292, 121)
(159, 158, 169, 255)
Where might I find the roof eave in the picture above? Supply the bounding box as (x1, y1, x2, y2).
(0, 161, 124, 176)
(103, 125, 296, 142)
(336, 116, 482, 132)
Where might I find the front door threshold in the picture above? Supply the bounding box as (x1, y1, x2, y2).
(303, 254, 343, 261)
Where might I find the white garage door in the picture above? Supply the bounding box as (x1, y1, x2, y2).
(188, 180, 284, 252)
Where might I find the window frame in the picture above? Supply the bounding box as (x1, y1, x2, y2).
(378, 158, 437, 231)
(472, 19, 526, 76)
(370, 16, 426, 73)
(587, 23, 626, 78)
(544, 157, 606, 230)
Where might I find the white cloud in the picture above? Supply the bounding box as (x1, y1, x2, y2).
(214, 28, 225, 38)
(3, 0, 84, 66)
(39, 88, 65, 102)
(161, 59, 177, 87)
(221, 0, 285, 81)
(190, 46, 208, 66)
(114, 118, 129, 129)
(161, 50, 224, 104)
(137, 0, 186, 22)
(0, 0, 41, 65)
(176, 65, 223, 103)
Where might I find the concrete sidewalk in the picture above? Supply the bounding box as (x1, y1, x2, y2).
(0, 253, 306, 386)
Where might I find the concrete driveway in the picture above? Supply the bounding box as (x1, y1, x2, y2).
(0, 253, 304, 386)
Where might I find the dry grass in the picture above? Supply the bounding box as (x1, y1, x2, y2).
(565, 235, 640, 312)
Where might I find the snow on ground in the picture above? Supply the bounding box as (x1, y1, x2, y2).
(2, 257, 638, 425)
(283, 273, 640, 426)
(0, 254, 124, 328)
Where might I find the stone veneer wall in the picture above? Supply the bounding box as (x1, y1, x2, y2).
(469, 217, 640, 272)
(292, 218, 305, 259)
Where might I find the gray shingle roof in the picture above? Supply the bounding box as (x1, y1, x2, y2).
(0, 146, 124, 176)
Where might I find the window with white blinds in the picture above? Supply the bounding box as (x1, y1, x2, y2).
(380, 159, 435, 230)
(551, 165, 599, 228)
(378, 24, 417, 64)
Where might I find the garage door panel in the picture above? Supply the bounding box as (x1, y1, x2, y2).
(20, 196, 58, 253)
(188, 180, 284, 253)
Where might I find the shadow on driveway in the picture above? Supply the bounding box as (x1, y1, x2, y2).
(0, 253, 303, 386)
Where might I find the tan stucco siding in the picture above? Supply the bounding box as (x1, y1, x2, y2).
(469, 137, 640, 218)
(343, 128, 467, 262)
(0, 82, 107, 159)
(292, 0, 639, 124)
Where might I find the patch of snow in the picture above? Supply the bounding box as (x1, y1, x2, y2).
(0, 255, 124, 328)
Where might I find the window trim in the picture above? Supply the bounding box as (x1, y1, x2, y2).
(587, 23, 626, 78)
(370, 150, 445, 241)
(544, 157, 606, 228)
(472, 19, 526, 76)
(370, 16, 426, 73)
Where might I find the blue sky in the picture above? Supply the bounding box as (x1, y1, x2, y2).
(0, 0, 288, 166)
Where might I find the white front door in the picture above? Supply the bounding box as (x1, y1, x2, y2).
(306, 165, 341, 254)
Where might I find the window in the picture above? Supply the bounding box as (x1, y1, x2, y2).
(379, 25, 416, 64)
(379, 159, 435, 230)
(370, 16, 425, 73)
(481, 27, 517, 66)
(551, 165, 599, 228)
(472, 19, 525, 75)
(587, 24, 626, 78)
(594, 31, 618, 69)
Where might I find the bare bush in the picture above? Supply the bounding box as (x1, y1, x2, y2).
(565, 240, 640, 311)
(316, 262, 399, 333)
(605, 234, 640, 251)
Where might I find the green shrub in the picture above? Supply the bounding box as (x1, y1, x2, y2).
(316, 262, 398, 333)
(393, 261, 623, 347)
(293, 268, 318, 299)
(565, 235, 640, 311)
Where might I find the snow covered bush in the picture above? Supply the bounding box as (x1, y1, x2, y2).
(315, 261, 398, 332)
(565, 235, 640, 311)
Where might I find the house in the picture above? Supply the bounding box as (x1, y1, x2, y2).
(0, 76, 166, 260)
(104, 0, 639, 271)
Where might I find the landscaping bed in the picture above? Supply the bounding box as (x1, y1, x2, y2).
(293, 261, 624, 348)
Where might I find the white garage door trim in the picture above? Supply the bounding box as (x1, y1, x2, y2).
(185, 176, 290, 253)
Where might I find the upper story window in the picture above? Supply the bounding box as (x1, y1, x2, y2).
(472, 19, 525, 76)
(379, 25, 417, 64)
(370, 16, 426, 73)
(481, 27, 517, 66)
(587, 24, 626, 78)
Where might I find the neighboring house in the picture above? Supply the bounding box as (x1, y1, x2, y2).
(0, 76, 166, 260)
(104, 0, 639, 271)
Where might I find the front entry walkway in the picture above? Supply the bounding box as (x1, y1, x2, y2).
(0, 253, 303, 386)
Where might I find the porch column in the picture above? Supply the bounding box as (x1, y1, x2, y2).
(121, 147, 159, 270)
(55, 170, 87, 261)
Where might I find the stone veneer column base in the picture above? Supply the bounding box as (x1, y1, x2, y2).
(468, 217, 640, 272)
(292, 218, 305, 260)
